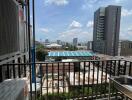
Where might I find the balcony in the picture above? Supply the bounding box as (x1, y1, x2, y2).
(0, 60, 132, 100)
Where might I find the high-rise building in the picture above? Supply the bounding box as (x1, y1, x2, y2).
(73, 38, 78, 46)
(45, 39, 49, 43)
(57, 40, 61, 45)
(87, 41, 93, 50)
(93, 5, 121, 56)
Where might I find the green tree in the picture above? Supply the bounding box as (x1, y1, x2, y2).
(36, 44, 48, 61)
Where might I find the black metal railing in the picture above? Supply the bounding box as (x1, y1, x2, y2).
(0, 60, 132, 100)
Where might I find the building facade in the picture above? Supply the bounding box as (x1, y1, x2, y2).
(0, 0, 30, 82)
(87, 41, 93, 50)
(118, 40, 132, 56)
(93, 5, 121, 56)
(57, 40, 61, 45)
(73, 38, 78, 46)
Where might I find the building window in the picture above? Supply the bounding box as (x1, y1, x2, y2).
(129, 43, 132, 49)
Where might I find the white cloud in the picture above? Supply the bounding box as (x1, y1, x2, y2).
(120, 26, 132, 40)
(115, 0, 127, 3)
(128, 26, 132, 32)
(44, 0, 69, 6)
(58, 29, 92, 42)
(127, 26, 132, 37)
(121, 8, 132, 17)
(69, 20, 82, 29)
(39, 28, 49, 33)
(81, 0, 100, 9)
(87, 21, 93, 28)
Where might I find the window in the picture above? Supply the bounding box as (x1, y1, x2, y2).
(129, 43, 132, 49)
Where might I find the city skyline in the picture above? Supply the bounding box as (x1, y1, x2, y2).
(34, 0, 132, 42)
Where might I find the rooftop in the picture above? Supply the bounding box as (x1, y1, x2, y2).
(48, 51, 96, 57)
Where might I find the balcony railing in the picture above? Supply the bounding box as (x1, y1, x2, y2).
(0, 60, 132, 100)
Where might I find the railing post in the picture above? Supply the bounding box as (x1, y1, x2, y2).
(27, 0, 32, 99)
(40, 64, 42, 99)
(96, 61, 99, 99)
(0, 65, 3, 82)
(18, 57, 21, 78)
(46, 63, 48, 99)
(87, 61, 90, 99)
(23, 55, 26, 77)
(58, 62, 60, 99)
(117, 60, 121, 76)
(129, 62, 132, 76)
(82, 61, 85, 99)
(7, 64, 10, 79)
(63, 63, 64, 97)
(12, 60, 16, 78)
(123, 61, 127, 75)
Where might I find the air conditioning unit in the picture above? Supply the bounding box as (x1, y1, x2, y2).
(0, 78, 29, 100)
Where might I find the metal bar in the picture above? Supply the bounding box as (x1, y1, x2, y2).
(112, 61, 116, 96)
(104, 61, 108, 97)
(68, 62, 70, 99)
(63, 63, 64, 97)
(87, 61, 90, 99)
(123, 61, 127, 75)
(96, 61, 99, 99)
(73, 62, 75, 99)
(100, 61, 104, 97)
(110, 61, 112, 77)
(108, 78, 111, 100)
(109, 60, 114, 97)
(52, 63, 53, 95)
(7, 64, 10, 79)
(23, 55, 26, 77)
(27, 0, 32, 99)
(32, 0, 36, 99)
(115, 61, 120, 99)
(78, 62, 80, 99)
(129, 62, 132, 76)
(92, 61, 95, 99)
(0, 65, 3, 82)
(40, 64, 42, 99)
(52, 63, 54, 97)
(18, 58, 21, 78)
(46, 64, 48, 99)
(58, 62, 59, 99)
(12, 60, 16, 78)
(113, 61, 116, 76)
(83, 61, 86, 99)
(118, 60, 121, 76)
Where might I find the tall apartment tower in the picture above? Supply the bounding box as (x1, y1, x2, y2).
(73, 38, 78, 46)
(93, 5, 121, 56)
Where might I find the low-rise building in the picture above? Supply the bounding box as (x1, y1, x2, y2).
(118, 40, 132, 56)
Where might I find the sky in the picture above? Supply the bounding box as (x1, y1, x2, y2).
(32, 0, 132, 42)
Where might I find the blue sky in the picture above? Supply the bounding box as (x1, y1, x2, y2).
(32, 0, 132, 42)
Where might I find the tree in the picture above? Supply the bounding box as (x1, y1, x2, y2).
(36, 44, 48, 61)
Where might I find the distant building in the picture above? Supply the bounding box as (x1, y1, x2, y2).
(73, 38, 78, 46)
(77, 46, 87, 50)
(87, 41, 93, 50)
(45, 39, 49, 43)
(46, 43, 62, 49)
(118, 40, 132, 56)
(93, 5, 121, 56)
(57, 40, 61, 45)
